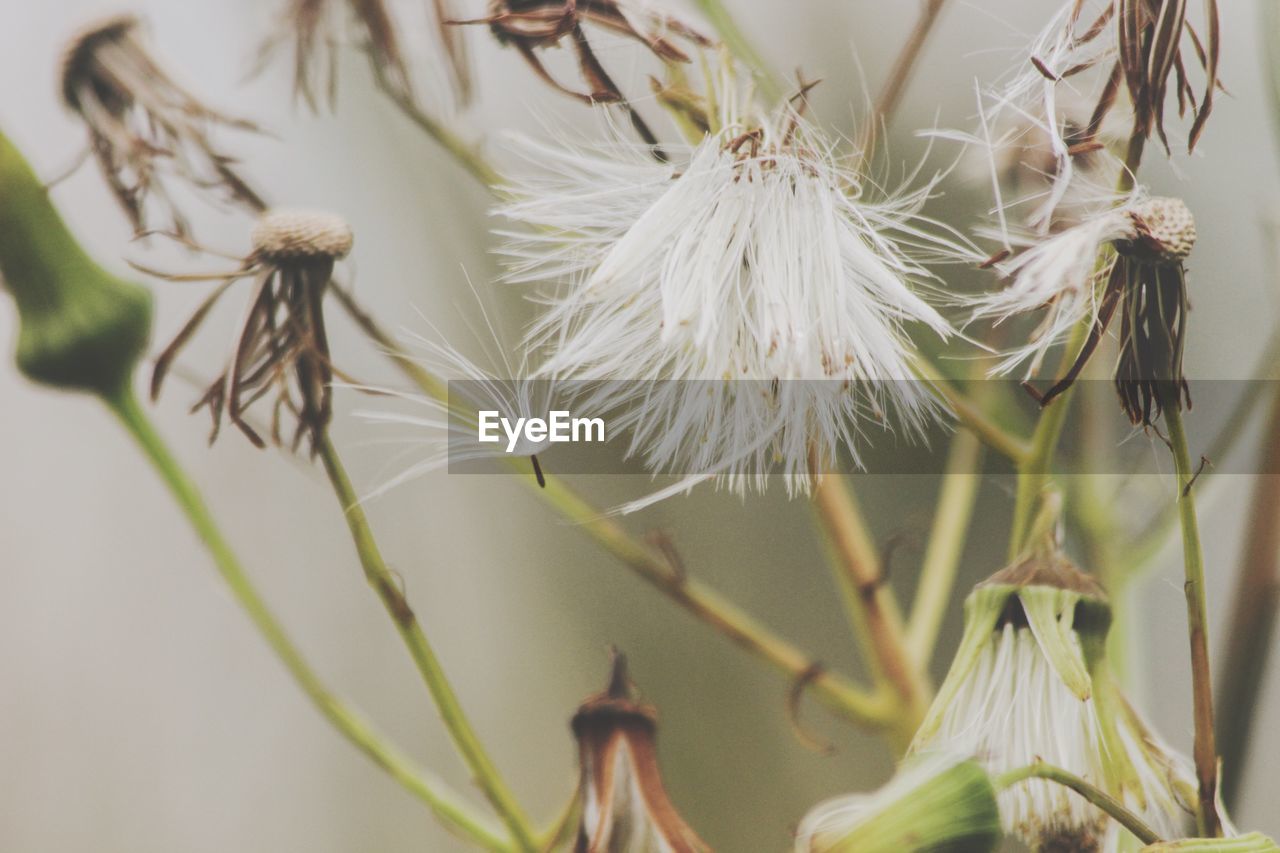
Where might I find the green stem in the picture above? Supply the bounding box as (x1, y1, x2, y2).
(913, 357, 1029, 464)
(690, 0, 784, 102)
(105, 387, 509, 852)
(369, 58, 502, 187)
(314, 433, 538, 851)
(1162, 398, 1223, 837)
(811, 466, 929, 747)
(995, 763, 1161, 846)
(1007, 322, 1085, 560)
(531, 472, 896, 730)
(906, 422, 983, 667)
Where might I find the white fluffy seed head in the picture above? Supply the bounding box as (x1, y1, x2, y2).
(252, 209, 354, 262)
(1123, 197, 1197, 263)
(497, 123, 969, 501)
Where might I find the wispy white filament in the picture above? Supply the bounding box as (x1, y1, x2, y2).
(500, 123, 968, 501)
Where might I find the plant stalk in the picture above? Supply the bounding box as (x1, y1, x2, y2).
(860, 0, 950, 157)
(1162, 396, 1222, 837)
(314, 432, 538, 851)
(995, 763, 1161, 846)
(106, 387, 510, 851)
(690, 0, 784, 102)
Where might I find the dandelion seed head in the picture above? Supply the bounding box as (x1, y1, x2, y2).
(252, 209, 354, 262)
(498, 113, 969, 500)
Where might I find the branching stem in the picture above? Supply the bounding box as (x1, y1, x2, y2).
(106, 387, 510, 851)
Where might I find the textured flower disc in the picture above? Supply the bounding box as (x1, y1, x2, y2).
(1127, 197, 1197, 263)
(252, 209, 354, 262)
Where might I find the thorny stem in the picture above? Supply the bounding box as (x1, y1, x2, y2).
(860, 0, 950, 158)
(690, 0, 783, 103)
(1217, 389, 1280, 810)
(1162, 395, 1222, 837)
(531, 472, 897, 730)
(995, 763, 1161, 846)
(906, 419, 984, 667)
(105, 387, 510, 851)
(810, 458, 930, 746)
(368, 58, 502, 187)
(313, 432, 539, 851)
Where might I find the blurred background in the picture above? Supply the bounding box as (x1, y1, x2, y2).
(1, 0, 1278, 850)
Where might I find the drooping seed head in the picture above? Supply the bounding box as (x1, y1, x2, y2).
(60, 14, 140, 109)
(1122, 197, 1197, 263)
(251, 209, 353, 263)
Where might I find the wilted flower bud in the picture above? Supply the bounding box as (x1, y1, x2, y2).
(795, 753, 1001, 853)
(139, 208, 352, 452)
(977, 193, 1197, 425)
(1143, 834, 1280, 852)
(0, 130, 151, 397)
(571, 653, 709, 853)
(913, 551, 1204, 851)
(61, 14, 264, 236)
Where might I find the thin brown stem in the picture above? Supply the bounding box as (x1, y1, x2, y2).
(860, 0, 950, 158)
(1216, 389, 1280, 810)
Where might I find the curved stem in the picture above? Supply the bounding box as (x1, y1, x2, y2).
(914, 357, 1030, 463)
(1162, 398, 1223, 837)
(995, 763, 1161, 846)
(105, 387, 510, 852)
(314, 433, 538, 851)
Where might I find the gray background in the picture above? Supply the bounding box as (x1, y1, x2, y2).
(1, 1, 1277, 850)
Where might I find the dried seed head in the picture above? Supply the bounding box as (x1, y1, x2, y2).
(251, 209, 354, 262)
(1123, 197, 1197, 263)
(60, 13, 139, 108)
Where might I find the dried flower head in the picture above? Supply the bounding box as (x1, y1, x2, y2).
(60, 14, 264, 237)
(455, 0, 713, 148)
(499, 96, 970, 505)
(256, 0, 424, 110)
(140, 208, 353, 452)
(571, 652, 709, 853)
(795, 753, 1001, 853)
(1012, 0, 1220, 152)
(913, 552, 1203, 851)
(976, 194, 1196, 423)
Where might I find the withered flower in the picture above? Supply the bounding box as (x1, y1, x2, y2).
(256, 0, 419, 110)
(1020, 0, 1220, 152)
(142, 209, 353, 452)
(455, 1, 712, 148)
(61, 14, 265, 237)
(571, 653, 710, 853)
(978, 195, 1197, 425)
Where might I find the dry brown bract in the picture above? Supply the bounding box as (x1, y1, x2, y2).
(454, 0, 712, 149)
(140, 210, 353, 453)
(1045, 0, 1219, 151)
(571, 653, 710, 853)
(61, 14, 265, 237)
